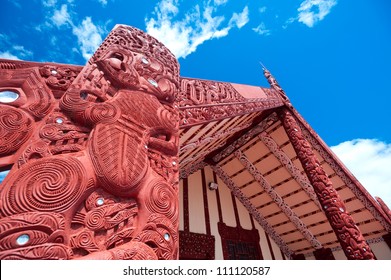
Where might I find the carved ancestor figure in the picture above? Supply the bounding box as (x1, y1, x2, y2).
(0, 25, 180, 259)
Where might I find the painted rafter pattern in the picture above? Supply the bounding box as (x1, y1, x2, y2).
(234, 149, 323, 249)
(212, 113, 279, 163)
(258, 131, 322, 209)
(211, 164, 294, 258)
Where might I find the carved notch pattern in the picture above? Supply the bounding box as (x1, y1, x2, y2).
(234, 149, 323, 249)
(178, 78, 284, 127)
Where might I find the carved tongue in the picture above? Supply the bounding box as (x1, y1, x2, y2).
(90, 123, 148, 197)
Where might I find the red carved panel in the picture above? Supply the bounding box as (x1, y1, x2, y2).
(218, 222, 262, 260)
(178, 78, 284, 127)
(279, 108, 375, 260)
(0, 24, 180, 260)
(179, 231, 215, 260)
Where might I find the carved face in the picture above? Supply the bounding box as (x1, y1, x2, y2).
(96, 49, 177, 103)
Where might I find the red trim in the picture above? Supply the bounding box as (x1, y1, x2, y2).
(280, 249, 286, 260)
(265, 233, 275, 260)
(201, 168, 211, 235)
(231, 193, 241, 228)
(183, 177, 189, 232)
(250, 214, 256, 229)
(213, 170, 223, 223)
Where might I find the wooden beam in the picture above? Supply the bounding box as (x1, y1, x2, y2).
(211, 164, 294, 258)
(234, 149, 323, 250)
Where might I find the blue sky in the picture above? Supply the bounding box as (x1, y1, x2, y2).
(1, 0, 391, 206)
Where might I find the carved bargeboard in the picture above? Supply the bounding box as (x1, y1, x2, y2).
(0, 25, 180, 260)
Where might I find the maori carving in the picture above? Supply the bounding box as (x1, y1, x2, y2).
(213, 112, 279, 163)
(39, 65, 79, 98)
(234, 149, 323, 250)
(0, 24, 180, 259)
(258, 131, 321, 209)
(178, 78, 245, 106)
(262, 67, 288, 103)
(179, 160, 207, 179)
(178, 78, 284, 127)
(211, 164, 294, 258)
(0, 105, 33, 156)
(179, 231, 215, 260)
(279, 108, 375, 260)
(296, 115, 391, 232)
(218, 222, 262, 260)
(376, 197, 391, 221)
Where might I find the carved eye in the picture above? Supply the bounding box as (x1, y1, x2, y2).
(152, 132, 171, 141)
(0, 90, 19, 103)
(111, 52, 124, 61)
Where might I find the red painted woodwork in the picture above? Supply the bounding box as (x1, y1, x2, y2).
(0, 25, 180, 260)
(313, 247, 335, 260)
(179, 231, 215, 260)
(218, 222, 262, 260)
(178, 77, 284, 128)
(279, 108, 375, 260)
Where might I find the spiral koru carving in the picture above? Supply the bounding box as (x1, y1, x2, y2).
(0, 105, 33, 156)
(0, 24, 180, 260)
(0, 157, 88, 216)
(144, 179, 178, 223)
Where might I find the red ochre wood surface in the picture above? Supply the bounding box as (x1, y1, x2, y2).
(1, 25, 390, 260)
(0, 25, 180, 260)
(279, 108, 375, 260)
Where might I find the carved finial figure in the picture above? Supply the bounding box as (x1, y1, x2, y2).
(0, 25, 180, 259)
(261, 63, 286, 96)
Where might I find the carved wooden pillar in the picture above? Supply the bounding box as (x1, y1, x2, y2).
(0, 25, 180, 260)
(279, 107, 375, 260)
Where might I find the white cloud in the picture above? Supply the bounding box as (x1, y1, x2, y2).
(0, 51, 20, 60)
(214, 0, 228, 5)
(297, 0, 337, 27)
(145, 0, 249, 59)
(252, 22, 270, 36)
(13, 45, 33, 57)
(229, 6, 249, 28)
(39, 2, 104, 61)
(51, 4, 71, 27)
(72, 17, 103, 61)
(331, 139, 391, 208)
(0, 34, 33, 60)
(42, 0, 57, 7)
